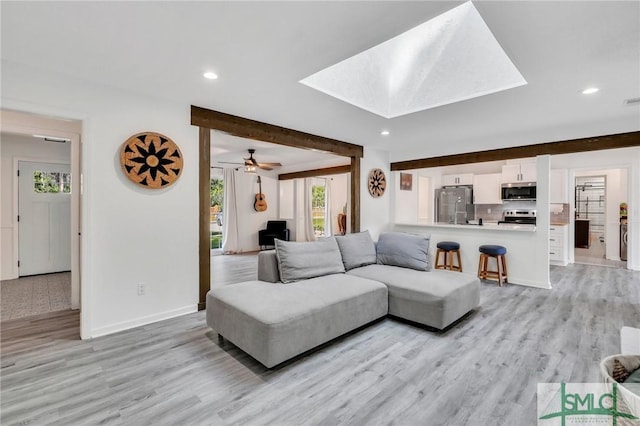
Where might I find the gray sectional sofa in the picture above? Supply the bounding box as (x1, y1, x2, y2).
(206, 231, 480, 368)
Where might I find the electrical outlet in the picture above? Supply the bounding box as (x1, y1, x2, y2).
(487, 208, 492, 214)
(137, 283, 146, 296)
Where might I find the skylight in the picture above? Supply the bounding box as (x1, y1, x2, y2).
(300, 2, 527, 119)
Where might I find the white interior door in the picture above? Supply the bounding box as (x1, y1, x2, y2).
(18, 161, 71, 276)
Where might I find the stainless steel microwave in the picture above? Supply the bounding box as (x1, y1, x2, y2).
(501, 182, 536, 200)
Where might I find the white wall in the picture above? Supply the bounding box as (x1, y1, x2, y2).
(278, 179, 294, 220)
(235, 172, 278, 251)
(393, 171, 418, 224)
(360, 147, 390, 240)
(1, 134, 71, 280)
(2, 60, 199, 338)
(552, 147, 640, 270)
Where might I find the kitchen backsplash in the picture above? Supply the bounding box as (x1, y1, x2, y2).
(474, 201, 570, 224)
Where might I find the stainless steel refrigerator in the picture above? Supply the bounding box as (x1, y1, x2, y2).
(435, 186, 474, 224)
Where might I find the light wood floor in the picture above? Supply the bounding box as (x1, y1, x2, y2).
(211, 252, 259, 289)
(2, 260, 639, 425)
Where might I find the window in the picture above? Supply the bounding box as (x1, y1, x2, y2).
(312, 184, 325, 238)
(61, 173, 71, 193)
(210, 177, 224, 249)
(34, 171, 71, 194)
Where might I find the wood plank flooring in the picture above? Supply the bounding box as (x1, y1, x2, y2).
(1, 263, 639, 425)
(211, 252, 258, 289)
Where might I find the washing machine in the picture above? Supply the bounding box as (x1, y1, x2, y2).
(621, 224, 628, 261)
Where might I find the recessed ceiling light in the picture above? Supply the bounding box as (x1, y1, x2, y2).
(582, 87, 599, 95)
(380, 130, 390, 136)
(203, 72, 218, 80)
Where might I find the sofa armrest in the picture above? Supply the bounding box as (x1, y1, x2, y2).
(280, 229, 290, 241)
(258, 250, 280, 283)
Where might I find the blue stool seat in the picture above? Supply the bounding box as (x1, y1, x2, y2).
(437, 241, 460, 251)
(479, 245, 507, 256)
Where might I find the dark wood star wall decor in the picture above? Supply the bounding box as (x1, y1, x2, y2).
(120, 132, 183, 189)
(368, 168, 386, 198)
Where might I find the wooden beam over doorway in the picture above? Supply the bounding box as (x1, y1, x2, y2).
(278, 165, 351, 181)
(390, 131, 640, 171)
(191, 106, 363, 158)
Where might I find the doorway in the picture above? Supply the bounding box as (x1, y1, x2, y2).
(573, 170, 628, 268)
(18, 161, 72, 276)
(0, 110, 82, 334)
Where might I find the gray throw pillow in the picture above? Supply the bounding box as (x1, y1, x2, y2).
(335, 231, 377, 271)
(274, 237, 345, 283)
(376, 232, 431, 271)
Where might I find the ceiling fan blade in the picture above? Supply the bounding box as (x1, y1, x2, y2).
(258, 165, 274, 171)
(218, 161, 244, 165)
(258, 162, 282, 167)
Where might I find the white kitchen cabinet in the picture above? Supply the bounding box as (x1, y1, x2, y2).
(502, 162, 536, 183)
(550, 169, 569, 204)
(442, 173, 473, 186)
(473, 173, 503, 204)
(549, 224, 569, 266)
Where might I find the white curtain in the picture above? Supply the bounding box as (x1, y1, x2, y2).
(324, 178, 333, 237)
(222, 168, 241, 254)
(303, 178, 316, 241)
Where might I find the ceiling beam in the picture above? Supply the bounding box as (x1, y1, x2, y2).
(278, 165, 351, 181)
(191, 105, 363, 158)
(390, 131, 640, 171)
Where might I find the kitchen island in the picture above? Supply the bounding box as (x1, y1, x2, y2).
(394, 221, 550, 289)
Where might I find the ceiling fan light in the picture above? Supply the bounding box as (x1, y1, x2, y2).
(244, 165, 257, 173)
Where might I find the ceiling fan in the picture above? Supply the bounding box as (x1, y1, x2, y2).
(218, 149, 282, 171)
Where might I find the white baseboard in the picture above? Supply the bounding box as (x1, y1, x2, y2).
(506, 277, 552, 289)
(90, 305, 198, 338)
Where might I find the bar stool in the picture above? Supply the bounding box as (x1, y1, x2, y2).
(478, 245, 508, 286)
(435, 241, 462, 272)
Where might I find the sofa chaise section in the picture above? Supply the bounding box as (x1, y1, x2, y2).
(206, 274, 388, 368)
(347, 264, 480, 330)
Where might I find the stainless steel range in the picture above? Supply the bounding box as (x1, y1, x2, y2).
(499, 209, 537, 225)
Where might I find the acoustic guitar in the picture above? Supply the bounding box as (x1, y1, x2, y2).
(254, 175, 268, 212)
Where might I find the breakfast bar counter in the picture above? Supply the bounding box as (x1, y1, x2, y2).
(393, 221, 550, 289)
(397, 222, 536, 232)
